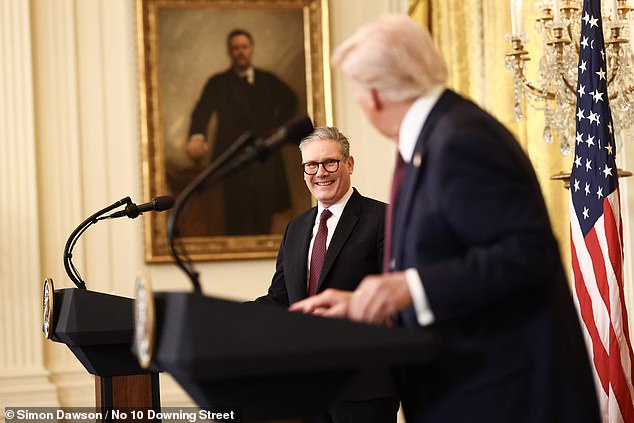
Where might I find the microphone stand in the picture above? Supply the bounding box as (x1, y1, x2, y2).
(63, 197, 132, 289)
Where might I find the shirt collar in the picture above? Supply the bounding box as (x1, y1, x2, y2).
(317, 186, 354, 219)
(236, 67, 255, 84)
(398, 85, 445, 163)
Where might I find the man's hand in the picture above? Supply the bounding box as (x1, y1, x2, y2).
(289, 289, 352, 318)
(186, 135, 209, 160)
(289, 272, 413, 326)
(348, 272, 413, 325)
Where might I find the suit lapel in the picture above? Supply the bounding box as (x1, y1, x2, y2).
(393, 90, 458, 264)
(290, 208, 317, 300)
(316, 189, 362, 292)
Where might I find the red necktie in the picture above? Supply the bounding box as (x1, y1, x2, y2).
(308, 209, 333, 296)
(383, 153, 407, 272)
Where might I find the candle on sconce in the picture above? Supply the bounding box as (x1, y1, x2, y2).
(553, 0, 561, 23)
(611, 0, 619, 21)
(511, 0, 523, 36)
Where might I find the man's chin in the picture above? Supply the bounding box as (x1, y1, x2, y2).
(313, 185, 335, 195)
(313, 191, 338, 206)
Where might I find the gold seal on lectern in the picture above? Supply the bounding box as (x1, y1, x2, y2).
(42, 278, 55, 339)
(134, 274, 155, 369)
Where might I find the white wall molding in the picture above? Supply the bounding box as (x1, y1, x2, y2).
(30, 0, 93, 407)
(329, 0, 404, 203)
(0, 0, 59, 412)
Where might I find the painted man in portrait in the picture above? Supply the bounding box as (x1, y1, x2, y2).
(186, 28, 298, 236)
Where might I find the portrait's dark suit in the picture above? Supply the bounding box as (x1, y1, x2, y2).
(188, 68, 297, 235)
(392, 90, 600, 423)
(256, 188, 397, 422)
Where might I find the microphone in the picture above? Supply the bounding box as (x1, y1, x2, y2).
(105, 195, 175, 219)
(249, 116, 314, 160)
(223, 116, 313, 171)
(194, 116, 314, 193)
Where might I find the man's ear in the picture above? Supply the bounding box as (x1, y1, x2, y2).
(346, 155, 355, 173)
(369, 88, 383, 111)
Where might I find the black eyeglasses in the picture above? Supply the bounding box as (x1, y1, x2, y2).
(301, 158, 344, 175)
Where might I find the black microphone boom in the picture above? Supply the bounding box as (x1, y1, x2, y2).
(253, 115, 315, 155)
(197, 116, 315, 189)
(64, 195, 175, 289)
(63, 197, 132, 289)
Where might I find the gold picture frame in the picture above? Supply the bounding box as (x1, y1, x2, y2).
(136, 0, 330, 262)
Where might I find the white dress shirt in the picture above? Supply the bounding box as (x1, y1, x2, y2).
(237, 66, 255, 85)
(306, 186, 354, 288)
(398, 85, 445, 327)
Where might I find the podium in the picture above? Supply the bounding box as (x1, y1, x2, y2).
(48, 286, 160, 419)
(143, 291, 443, 422)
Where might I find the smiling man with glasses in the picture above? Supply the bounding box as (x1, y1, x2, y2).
(254, 127, 398, 423)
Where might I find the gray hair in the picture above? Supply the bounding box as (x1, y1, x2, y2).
(332, 15, 448, 102)
(299, 127, 350, 158)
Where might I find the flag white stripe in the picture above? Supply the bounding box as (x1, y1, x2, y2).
(608, 384, 626, 423)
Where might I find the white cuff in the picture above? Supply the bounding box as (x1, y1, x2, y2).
(189, 133, 206, 142)
(404, 268, 435, 326)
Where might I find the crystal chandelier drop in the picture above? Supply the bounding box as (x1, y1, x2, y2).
(505, 0, 634, 156)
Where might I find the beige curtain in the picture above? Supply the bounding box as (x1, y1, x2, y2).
(409, 0, 574, 274)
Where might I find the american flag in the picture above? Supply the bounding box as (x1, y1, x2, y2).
(570, 0, 634, 421)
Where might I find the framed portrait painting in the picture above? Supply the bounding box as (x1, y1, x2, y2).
(136, 0, 330, 262)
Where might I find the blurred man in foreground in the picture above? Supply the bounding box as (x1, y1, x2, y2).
(291, 15, 600, 423)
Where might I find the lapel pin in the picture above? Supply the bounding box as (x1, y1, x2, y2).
(413, 152, 423, 168)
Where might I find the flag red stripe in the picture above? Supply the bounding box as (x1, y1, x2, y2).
(571, 227, 610, 394)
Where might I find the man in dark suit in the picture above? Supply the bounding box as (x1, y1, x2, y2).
(291, 15, 600, 423)
(186, 28, 297, 235)
(256, 127, 398, 423)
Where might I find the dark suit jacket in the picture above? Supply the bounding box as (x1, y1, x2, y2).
(393, 90, 600, 423)
(256, 188, 385, 306)
(189, 68, 297, 154)
(256, 188, 394, 401)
